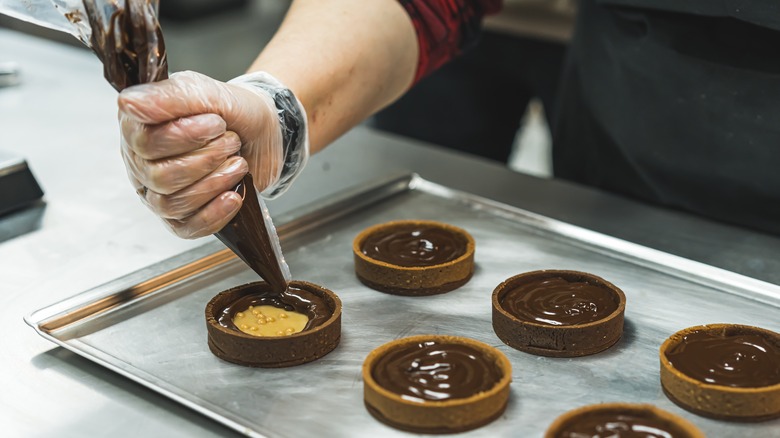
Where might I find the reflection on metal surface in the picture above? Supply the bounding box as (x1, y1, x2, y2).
(25, 175, 780, 438)
(0, 200, 45, 243)
(37, 248, 236, 334)
(0, 160, 26, 178)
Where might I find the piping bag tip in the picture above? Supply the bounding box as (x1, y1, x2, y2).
(214, 174, 291, 294)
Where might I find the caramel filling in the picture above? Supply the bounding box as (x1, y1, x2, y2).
(557, 411, 690, 438)
(372, 340, 502, 402)
(217, 286, 330, 334)
(232, 305, 308, 337)
(361, 226, 466, 267)
(501, 276, 618, 326)
(666, 329, 780, 388)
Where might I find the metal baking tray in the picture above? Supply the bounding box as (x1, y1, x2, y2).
(26, 174, 780, 437)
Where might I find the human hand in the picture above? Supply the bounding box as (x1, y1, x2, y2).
(118, 71, 295, 239)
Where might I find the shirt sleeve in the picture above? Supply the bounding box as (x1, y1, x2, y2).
(398, 0, 503, 84)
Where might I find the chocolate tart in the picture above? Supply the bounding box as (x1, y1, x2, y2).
(492, 270, 626, 357)
(660, 324, 780, 421)
(205, 280, 341, 367)
(544, 403, 705, 438)
(363, 334, 512, 434)
(353, 220, 475, 296)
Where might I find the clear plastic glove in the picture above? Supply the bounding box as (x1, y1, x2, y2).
(118, 70, 289, 239)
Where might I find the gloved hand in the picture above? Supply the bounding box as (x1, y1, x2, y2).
(118, 70, 307, 239)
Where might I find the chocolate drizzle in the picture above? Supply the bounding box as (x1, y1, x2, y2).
(372, 340, 503, 402)
(215, 174, 289, 294)
(666, 329, 780, 388)
(361, 226, 466, 267)
(500, 276, 618, 326)
(558, 411, 689, 438)
(217, 286, 330, 333)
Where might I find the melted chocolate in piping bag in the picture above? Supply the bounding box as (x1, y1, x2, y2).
(81, 0, 168, 91)
(215, 174, 291, 294)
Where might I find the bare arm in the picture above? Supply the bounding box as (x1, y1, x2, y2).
(118, 0, 503, 238)
(250, 0, 419, 153)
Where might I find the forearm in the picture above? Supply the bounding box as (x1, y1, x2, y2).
(249, 0, 418, 153)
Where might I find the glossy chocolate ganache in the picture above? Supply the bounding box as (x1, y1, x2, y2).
(666, 329, 780, 388)
(217, 286, 330, 333)
(556, 411, 691, 438)
(372, 340, 503, 402)
(361, 226, 466, 267)
(501, 276, 619, 326)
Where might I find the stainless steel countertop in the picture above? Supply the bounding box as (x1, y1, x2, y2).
(1, 28, 778, 437)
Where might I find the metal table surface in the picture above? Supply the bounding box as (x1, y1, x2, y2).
(1, 29, 778, 437)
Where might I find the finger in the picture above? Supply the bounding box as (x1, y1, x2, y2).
(122, 145, 150, 203)
(164, 190, 243, 239)
(127, 173, 145, 196)
(147, 156, 248, 220)
(118, 71, 233, 124)
(128, 133, 242, 195)
(121, 113, 226, 160)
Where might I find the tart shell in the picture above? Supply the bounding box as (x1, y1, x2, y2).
(362, 334, 512, 434)
(353, 220, 475, 296)
(492, 270, 626, 357)
(205, 280, 342, 368)
(659, 324, 780, 421)
(544, 403, 705, 438)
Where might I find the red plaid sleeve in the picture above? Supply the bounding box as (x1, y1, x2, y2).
(399, 0, 503, 84)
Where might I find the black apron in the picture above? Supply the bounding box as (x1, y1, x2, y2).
(553, 0, 780, 235)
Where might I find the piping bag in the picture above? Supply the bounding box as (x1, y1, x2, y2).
(213, 174, 291, 294)
(3, 0, 291, 292)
